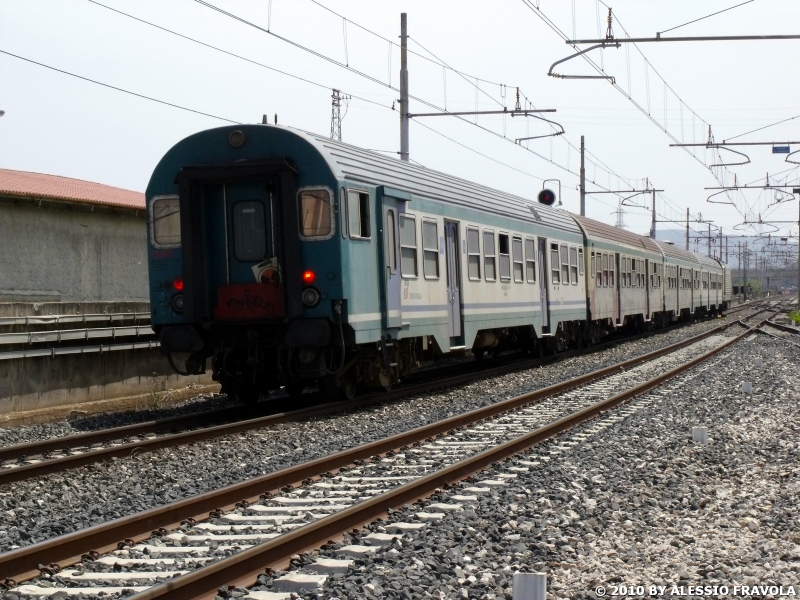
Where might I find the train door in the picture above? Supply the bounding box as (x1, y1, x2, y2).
(379, 191, 405, 330)
(537, 238, 550, 330)
(645, 259, 651, 320)
(444, 221, 462, 338)
(207, 181, 284, 321)
(615, 253, 622, 324)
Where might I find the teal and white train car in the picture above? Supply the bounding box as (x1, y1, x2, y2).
(146, 124, 728, 402)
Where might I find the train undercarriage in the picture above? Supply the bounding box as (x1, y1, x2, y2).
(164, 301, 726, 403)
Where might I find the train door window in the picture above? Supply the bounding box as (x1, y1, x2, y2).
(602, 253, 608, 287)
(467, 226, 481, 280)
(609, 255, 615, 287)
(233, 201, 267, 262)
(591, 252, 596, 279)
(512, 236, 524, 283)
(525, 238, 536, 283)
(422, 219, 439, 279)
(298, 188, 332, 238)
(499, 234, 511, 281)
(569, 247, 578, 284)
(631, 259, 637, 287)
(578, 248, 584, 276)
(347, 190, 371, 239)
(484, 230, 497, 281)
(151, 195, 181, 248)
(399, 214, 418, 278)
(386, 210, 397, 273)
(551, 243, 561, 284)
(560, 244, 569, 284)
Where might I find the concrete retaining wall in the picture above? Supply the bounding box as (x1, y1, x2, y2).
(0, 301, 214, 424)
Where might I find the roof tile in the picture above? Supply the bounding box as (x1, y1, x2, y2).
(0, 168, 144, 210)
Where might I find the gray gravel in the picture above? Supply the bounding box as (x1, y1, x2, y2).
(302, 332, 799, 600)
(0, 312, 759, 555)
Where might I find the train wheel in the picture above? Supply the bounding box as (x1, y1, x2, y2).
(474, 349, 486, 361)
(339, 371, 358, 400)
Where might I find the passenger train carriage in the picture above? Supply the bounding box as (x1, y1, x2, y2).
(146, 124, 731, 401)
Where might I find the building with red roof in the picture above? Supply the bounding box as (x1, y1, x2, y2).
(0, 168, 149, 302)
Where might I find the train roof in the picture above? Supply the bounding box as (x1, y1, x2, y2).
(571, 214, 663, 255)
(287, 126, 583, 236)
(654, 241, 703, 265)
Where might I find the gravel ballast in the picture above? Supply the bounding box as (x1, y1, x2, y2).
(0, 312, 763, 556)
(300, 332, 799, 600)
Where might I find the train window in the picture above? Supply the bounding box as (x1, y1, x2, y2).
(569, 247, 578, 285)
(347, 190, 371, 239)
(591, 252, 596, 279)
(386, 210, 397, 273)
(467, 226, 481, 280)
(595, 252, 602, 285)
(602, 253, 608, 287)
(610, 255, 615, 287)
(560, 244, 569, 284)
(399, 214, 418, 278)
(551, 243, 561, 285)
(621, 257, 627, 288)
(499, 234, 511, 281)
(525, 238, 536, 283)
(233, 201, 267, 262)
(151, 195, 181, 248)
(512, 237, 524, 283)
(631, 259, 637, 287)
(484, 230, 497, 281)
(578, 248, 584, 276)
(298, 189, 332, 238)
(422, 219, 439, 279)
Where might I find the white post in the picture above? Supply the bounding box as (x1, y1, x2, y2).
(513, 573, 547, 600)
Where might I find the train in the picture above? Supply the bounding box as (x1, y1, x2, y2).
(145, 124, 732, 402)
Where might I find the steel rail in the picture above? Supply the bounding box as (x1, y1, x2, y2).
(0, 317, 747, 584)
(764, 320, 800, 334)
(129, 319, 765, 600)
(0, 307, 748, 484)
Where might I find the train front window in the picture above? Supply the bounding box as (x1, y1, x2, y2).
(233, 201, 267, 262)
(298, 189, 332, 238)
(151, 196, 181, 248)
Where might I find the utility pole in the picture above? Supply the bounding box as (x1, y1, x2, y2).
(797, 199, 800, 303)
(685, 207, 689, 250)
(649, 189, 656, 239)
(708, 223, 711, 257)
(399, 13, 409, 163)
(579, 136, 586, 216)
(330, 89, 348, 141)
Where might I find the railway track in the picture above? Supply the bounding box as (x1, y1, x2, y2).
(0, 303, 761, 487)
(0, 312, 772, 599)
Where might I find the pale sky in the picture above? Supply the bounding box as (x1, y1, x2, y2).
(2, 0, 800, 254)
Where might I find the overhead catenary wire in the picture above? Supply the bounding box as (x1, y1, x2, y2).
(86, 0, 392, 111)
(0, 48, 239, 124)
(658, 0, 756, 36)
(191, 0, 644, 204)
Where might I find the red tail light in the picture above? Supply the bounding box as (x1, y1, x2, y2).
(302, 270, 316, 285)
(173, 277, 184, 291)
